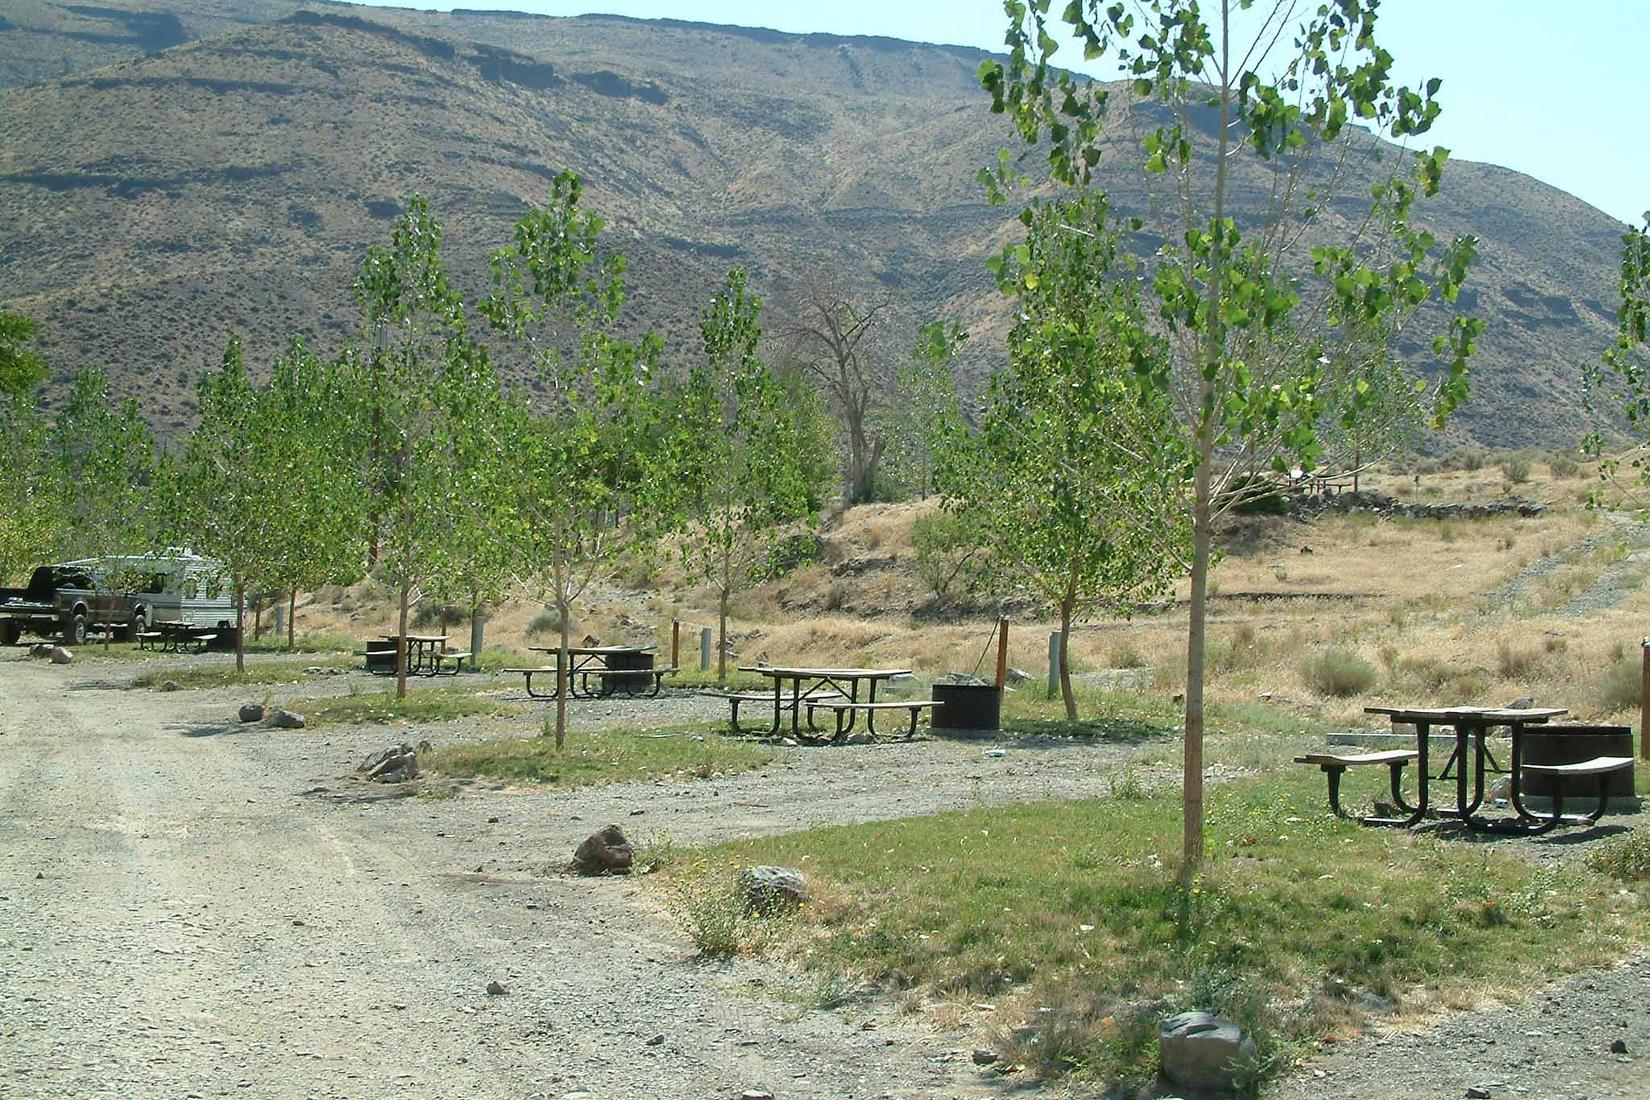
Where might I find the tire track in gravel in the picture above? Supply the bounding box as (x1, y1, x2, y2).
(1486, 512, 1650, 616)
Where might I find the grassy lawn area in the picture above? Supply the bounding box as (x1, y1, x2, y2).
(428, 726, 776, 788)
(286, 686, 521, 728)
(672, 751, 1649, 1092)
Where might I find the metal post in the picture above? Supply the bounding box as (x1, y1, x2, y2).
(1047, 631, 1061, 700)
(1641, 637, 1649, 760)
(470, 613, 485, 670)
(700, 627, 712, 673)
(672, 619, 681, 671)
(272, 601, 285, 639)
(995, 617, 1009, 690)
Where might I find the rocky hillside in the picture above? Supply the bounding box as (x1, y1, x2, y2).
(0, 0, 1629, 444)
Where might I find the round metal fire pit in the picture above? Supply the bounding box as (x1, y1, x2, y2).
(1520, 724, 1638, 810)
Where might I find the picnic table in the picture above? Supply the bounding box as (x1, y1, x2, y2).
(1298, 704, 1632, 833)
(732, 665, 929, 741)
(367, 634, 470, 677)
(140, 620, 220, 654)
(510, 645, 672, 699)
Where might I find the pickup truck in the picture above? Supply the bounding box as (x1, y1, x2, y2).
(0, 564, 145, 646)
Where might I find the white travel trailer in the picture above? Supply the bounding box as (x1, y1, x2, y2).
(76, 550, 240, 633)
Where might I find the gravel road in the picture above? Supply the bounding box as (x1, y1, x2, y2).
(0, 654, 1150, 1100)
(6, 654, 1648, 1100)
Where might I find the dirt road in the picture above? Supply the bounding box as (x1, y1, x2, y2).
(0, 656, 1156, 1100)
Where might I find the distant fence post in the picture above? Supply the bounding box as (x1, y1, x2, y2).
(272, 602, 285, 639)
(995, 617, 1009, 689)
(700, 627, 712, 673)
(1641, 637, 1649, 760)
(1047, 631, 1061, 700)
(470, 613, 485, 669)
(671, 619, 681, 671)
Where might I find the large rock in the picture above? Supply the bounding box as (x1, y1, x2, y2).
(238, 702, 266, 723)
(572, 824, 633, 875)
(738, 865, 809, 914)
(48, 646, 73, 664)
(1159, 1011, 1256, 1092)
(28, 642, 52, 659)
(269, 708, 305, 729)
(358, 743, 419, 783)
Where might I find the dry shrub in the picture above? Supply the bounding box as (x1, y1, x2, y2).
(1109, 640, 1146, 669)
(1301, 648, 1377, 697)
(1597, 656, 1642, 712)
(1496, 640, 1539, 679)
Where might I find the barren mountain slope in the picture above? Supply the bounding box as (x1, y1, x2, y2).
(0, 2, 1628, 444)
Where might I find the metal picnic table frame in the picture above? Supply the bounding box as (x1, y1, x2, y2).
(380, 634, 449, 676)
(1362, 705, 1566, 828)
(738, 665, 912, 740)
(524, 645, 661, 698)
(148, 620, 220, 654)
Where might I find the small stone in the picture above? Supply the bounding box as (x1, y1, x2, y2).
(1003, 667, 1030, 685)
(358, 744, 418, 783)
(1610, 1038, 1628, 1054)
(159, 680, 179, 693)
(48, 646, 72, 665)
(270, 708, 305, 729)
(645, 1033, 664, 1046)
(487, 816, 499, 824)
(1466, 1088, 1491, 1099)
(738, 865, 809, 914)
(415, 739, 433, 754)
(740, 1092, 774, 1100)
(485, 980, 507, 996)
(971, 1047, 999, 1065)
(238, 703, 266, 723)
(844, 731, 872, 745)
(629, 808, 645, 816)
(572, 824, 634, 875)
(35, 871, 43, 879)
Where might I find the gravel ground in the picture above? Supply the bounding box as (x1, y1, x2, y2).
(6, 652, 1648, 1100)
(0, 653, 1156, 1100)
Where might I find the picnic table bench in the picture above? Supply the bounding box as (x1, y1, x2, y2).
(805, 697, 939, 741)
(700, 687, 846, 734)
(144, 621, 219, 654)
(507, 663, 678, 699)
(730, 666, 923, 742)
(360, 635, 469, 677)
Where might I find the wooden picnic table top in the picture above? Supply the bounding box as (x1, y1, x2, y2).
(740, 665, 912, 680)
(1365, 705, 1568, 724)
(381, 633, 449, 644)
(528, 644, 656, 656)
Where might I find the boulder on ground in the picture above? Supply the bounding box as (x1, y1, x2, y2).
(238, 703, 266, 723)
(358, 743, 419, 783)
(159, 680, 179, 693)
(49, 646, 73, 665)
(572, 824, 633, 875)
(1159, 1011, 1255, 1092)
(738, 865, 809, 914)
(28, 642, 53, 659)
(269, 708, 305, 729)
(1003, 667, 1030, 686)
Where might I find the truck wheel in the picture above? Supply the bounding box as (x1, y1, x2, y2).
(117, 608, 147, 642)
(0, 621, 19, 647)
(68, 612, 88, 646)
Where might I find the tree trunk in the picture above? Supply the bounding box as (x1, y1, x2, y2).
(554, 557, 568, 750)
(717, 586, 730, 685)
(1058, 590, 1077, 721)
(287, 590, 296, 651)
(1182, 463, 1214, 881)
(469, 598, 485, 672)
(234, 581, 246, 676)
(395, 580, 410, 700)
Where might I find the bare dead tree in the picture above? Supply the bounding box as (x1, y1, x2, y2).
(780, 279, 897, 504)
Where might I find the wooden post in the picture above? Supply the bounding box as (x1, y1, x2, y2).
(1641, 637, 1649, 760)
(994, 617, 1009, 689)
(1047, 631, 1061, 700)
(671, 619, 681, 671)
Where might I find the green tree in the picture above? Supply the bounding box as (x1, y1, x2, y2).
(877, 321, 968, 499)
(355, 195, 496, 699)
(982, 0, 1482, 875)
(259, 337, 371, 650)
(170, 337, 270, 673)
(669, 268, 825, 682)
(0, 312, 56, 584)
(944, 194, 1188, 720)
(485, 171, 663, 747)
(1587, 213, 1650, 491)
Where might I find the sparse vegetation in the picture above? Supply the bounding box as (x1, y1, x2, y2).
(426, 727, 775, 788)
(288, 686, 518, 728)
(1301, 648, 1378, 697)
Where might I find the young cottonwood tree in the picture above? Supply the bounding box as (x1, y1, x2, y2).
(1586, 213, 1650, 492)
(0, 311, 57, 587)
(356, 195, 495, 699)
(671, 268, 824, 683)
(983, 0, 1483, 875)
(485, 171, 663, 748)
(942, 194, 1189, 720)
(172, 337, 272, 674)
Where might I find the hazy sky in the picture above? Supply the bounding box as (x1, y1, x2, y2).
(365, 1, 1648, 227)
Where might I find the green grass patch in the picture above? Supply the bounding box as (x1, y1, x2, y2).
(998, 683, 1180, 742)
(132, 658, 351, 690)
(290, 686, 519, 728)
(427, 727, 775, 788)
(681, 767, 1647, 1091)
